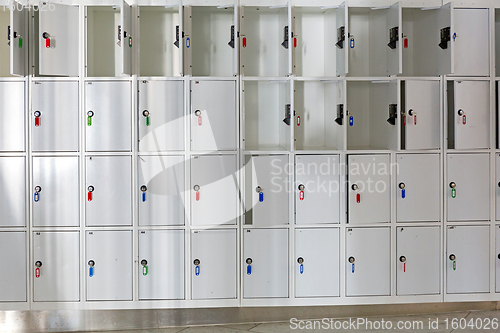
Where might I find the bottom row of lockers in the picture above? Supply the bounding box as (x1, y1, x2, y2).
(0, 226, 498, 303)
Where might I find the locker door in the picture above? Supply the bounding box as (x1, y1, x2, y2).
(437, 3, 453, 75)
(121, 0, 132, 75)
(348, 155, 390, 224)
(0, 82, 24, 151)
(86, 156, 132, 226)
(346, 227, 390, 296)
(33, 157, 79, 227)
(182, 6, 192, 76)
(33, 232, 80, 302)
(191, 155, 238, 226)
(191, 229, 237, 299)
(495, 226, 500, 292)
(0, 232, 26, 302)
(447, 154, 489, 221)
(139, 230, 184, 300)
(86, 81, 132, 152)
(404, 80, 440, 150)
(387, 1, 402, 75)
(38, 4, 79, 76)
(295, 228, 339, 298)
(138, 80, 184, 152)
(453, 81, 489, 149)
(191, 80, 237, 151)
(295, 155, 340, 224)
(10, 3, 27, 76)
(138, 156, 185, 226)
(447, 226, 489, 294)
(247, 155, 289, 227)
(0, 157, 25, 227)
(396, 154, 440, 222)
(396, 227, 440, 295)
(32, 81, 79, 152)
(86, 231, 132, 301)
(243, 228, 288, 298)
(496, 154, 500, 221)
(336, 1, 348, 76)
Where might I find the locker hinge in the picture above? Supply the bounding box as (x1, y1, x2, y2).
(387, 27, 398, 49)
(335, 104, 344, 125)
(387, 104, 397, 125)
(336, 26, 345, 49)
(439, 27, 451, 49)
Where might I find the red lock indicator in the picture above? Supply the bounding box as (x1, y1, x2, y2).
(194, 185, 200, 201)
(42, 32, 50, 48)
(462, 114, 466, 125)
(414, 114, 417, 125)
(294, 37, 297, 48)
(195, 110, 202, 126)
(34, 111, 41, 127)
(404, 38, 408, 48)
(242, 37, 247, 48)
(356, 193, 360, 203)
(87, 185, 94, 202)
(298, 184, 305, 201)
(35, 261, 42, 278)
(297, 116, 300, 126)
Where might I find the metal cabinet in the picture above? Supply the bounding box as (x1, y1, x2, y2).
(191, 229, 237, 300)
(295, 155, 340, 224)
(0, 82, 24, 151)
(447, 154, 489, 222)
(33, 231, 80, 302)
(0, 157, 25, 227)
(396, 227, 440, 295)
(447, 225, 489, 294)
(86, 231, 133, 301)
(396, 154, 440, 222)
(191, 80, 237, 151)
(86, 156, 132, 226)
(191, 155, 238, 226)
(138, 230, 184, 300)
(346, 227, 390, 297)
(0, 232, 26, 302)
(85, 81, 132, 152)
(295, 228, 339, 298)
(10, 4, 27, 76)
(33, 157, 79, 227)
(31, 81, 79, 152)
(138, 155, 185, 226)
(138, 80, 184, 152)
(348, 155, 390, 224)
(243, 228, 288, 298)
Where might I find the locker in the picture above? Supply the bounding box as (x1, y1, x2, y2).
(496, 154, 500, 221)
(138, 80, 184, 152)
(33, 232, 80, 302)
(38, 4, 79, 76)
(348, 155, 390, 224)
(0, 82, 24, 151)
(295, 155, 340, 224)
(0, 157, 25, 227)
(243, 228, 288, 298)
(191, 155, 238, 226)
(447, 226, 489, 294)
(403, 80, 440, 150)
(85, 81, 132, 152)
(396, 154, 440, 222)
(86, 231, 133, 301)
(86, 156, 132, 226)
(0, 232, 26, 302)
(336, 2, 348, 76)
(139, 230, 184, 300)
(396, 227, 440, 295)
(346, 227, 390, 297)
(33, 157, 79, 227)
(191, 229, 237, 299)
(10, 4, 27, 76)
(246, 155, 289, 227)
(295, 228, 340, 298)
(138, 155, 185, 226)
(31, 81, 79, 152)
(496, 226, 500, 292)
(447, 154, 489, 222)
(191, 80, 237, 151)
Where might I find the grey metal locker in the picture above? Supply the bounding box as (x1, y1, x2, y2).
(138, 80, 184, 152)
(0, 232, 26, 302)
(191, 229, 237, 300)
(0, 157, 25, 227)
(0, 82, 24, 151)
(138, 230, 184, 300)
(243, 228, 288, 298)
(31, 81, 79, 152)
(396, 154, 440, 222)
(191, 155, 238, 226)
(348, 155, 390, 224)
(33, 157, 79, 227)
(86, 230, 133, 301)
(191, 80, 237, 151)
(295, 155, 340, 224)
(447, 226, 489, 294)
(295, 228, 340, 298)
(346, 227, 390, 297)
(85, 81, 132, 152)
(86, 156, 132, 226)
(138, 155, 185, 226)
(10, 4, 27, 76)
(447, 154, 489, 222)
(496, 226, 500, 293)
(396, 227, 440, 295)
(33, 231, 80, 302)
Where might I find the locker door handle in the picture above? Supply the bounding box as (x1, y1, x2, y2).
(246, 258, 252, 275)
(256, 186, 263, 202)
(449, 182, 456, 198)
(399, 256, 406, 272)
(449, 254, 456, 270)
(228, 25, 235, 48)
(88, 260, 95, 277)
(193, 185, 200, 201)
(87, 111, 94, 126)
(174, 25, 180, 48)
(297, 257, 304, 274)
(34, 111, 41, 127)
(398, 183, 405, 199)
(42, 31, 50, 48)
(387, 26, 398, 49)
(298, 184, 305, 200)
(281, 26, 289, 49)
(35, 261, 42, 278)
(87, 186, 94, 202)
(142, 110, 150, 126)
(193, 259, 200, 276)
(34, 186, 42, 202)
(141, 259, 148, 276)
(457, 109, 466, 125)
(140, 185, 147, 202)
(348, 256, 355, 273)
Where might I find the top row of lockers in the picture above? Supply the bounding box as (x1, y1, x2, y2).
(1, 1, 499, 78)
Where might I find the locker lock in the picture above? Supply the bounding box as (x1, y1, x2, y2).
(142, 110, 150, 126)
(194, 259, 200, 276)
(449, 182, 456, 198)
(352, 184, 360, 203)
(398, 183, 405, 189)
(35, 261, 42, 268)
(34, 111, 41, 127)
(140, 185, 147, 202)
(449, 182, 456, 188)
(35, 186, 42, 193)
(35, 261, 42, 278)
(449, 254, 456, 261)
(88, 260, 95, 278)
(88, 260, 95, 267)
(498, 182, 500, 188)
(297, 257, 304, 274)
(195, 110, 202, 126)
(498, 254, 500, 260)
(256, 186, 264, 202)
(407, 109, 416, 116)
(87, 111, 94, 126)
(298, 184, 305, 191)
(399, 256, 406, 262)
(141, 259, 148, 266)
(87, 185, 95, 202)
(399, 183, 406, 199)
(193, 259, 200, 266)
(298, 184, 305, 201)
(297, 257, 304, 264)
(141, 259, 148, 276)
(42, 32, 50, 48)
(246, 258, 253, 265)
(34, 186, 42, 202)
(458, 109, 466, 125)
(457, 109, 465, 116)
(246, 258, 253, 275)
(351, 184, 358, 191)
(194, 185, 200, 201)
(348, 256, 355, 273)
(42, 32, 49, 39)
(141, 185, 147, 192)
(88, 185, 94, 192)
(449, 254, 456, 270)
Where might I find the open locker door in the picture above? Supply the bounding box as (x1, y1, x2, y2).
(182, 5, 192, 76)
(178, 5, 183, 76)
(386, 1, 401, 75)
(289, 4, 294, 76)
(437, 2, 453, 75)
(10, 3, 27, 76)
(121, 0, 132, 75)
(336, 1, 347, 76)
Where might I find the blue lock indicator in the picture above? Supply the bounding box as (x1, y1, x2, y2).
(34, 186, 41, 202)
(399, 183, 406, 199)
(297, 257, 304, 274)
(88, 260, 95, 278)
(141, 185, 147, 202)
(453, 32, 456, 41)
(194, 259, 200, 276)
(256, 186, 264, 202)
(246, 258, 253, 275)
(186, 37, 190, 48)
(348, 257, 355, 273)
(300, 264, 303, 274)
(349, 115, 353, 127)
(350, 37, 355, 48)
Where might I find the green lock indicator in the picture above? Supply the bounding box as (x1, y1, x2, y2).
(451, 188, 456, 198)
(129, 36, 132, 48)
(453, 261, 456, 271)
(19, 38, 22, 48)
(141, 259, 148, 276)
(87, 111, 94, 126)
(143, 110, 150, 126)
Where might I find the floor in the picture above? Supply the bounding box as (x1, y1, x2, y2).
(73, 309, 500, 333)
